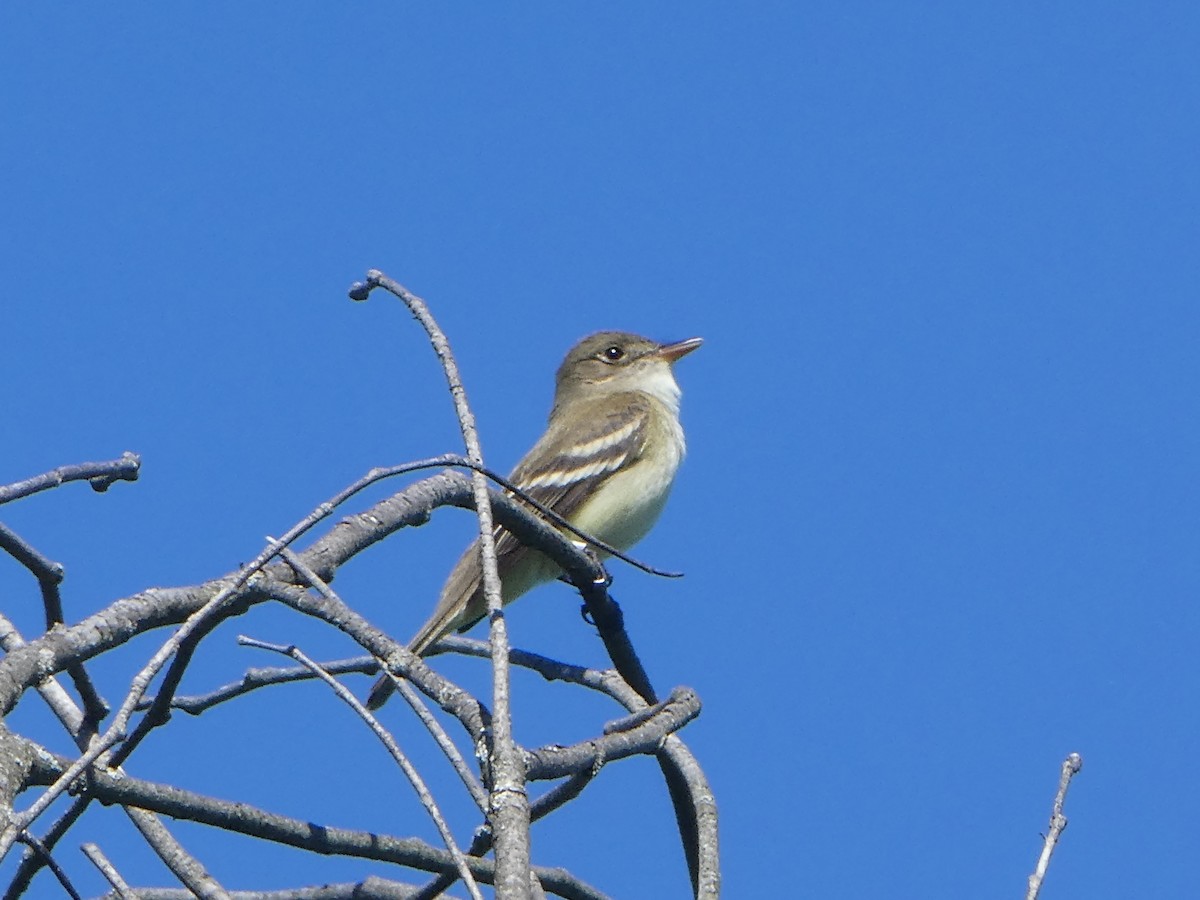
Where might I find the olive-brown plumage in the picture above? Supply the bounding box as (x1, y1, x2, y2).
(367, 331, 700, 709)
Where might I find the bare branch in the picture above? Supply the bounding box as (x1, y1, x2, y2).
(0, 614, 84, 735)
(597, 674, 718, 900)
(0, 452, 141, 505)
(18, 744, 610, 900)
(523, 687, 701, 780)
(0, 470, 600, 720)
(12, 832, 81, 900)
(0, 566, 266, 856)
(576, 579, 658, 705)
(239, 630, 484, 900)
(81, 843, 136, 899)
(658, 734, 720, 900)
(392, 678, 489, 813)
(258, 580, 491, 745)
(1026, 752, 1084, 900)
(98, 878, 433, 899)
(0, 524, 109, 724)
(0, 612, 226, 899)
(0, 583, 248, 716)
(4, 797, 89, 898)
(0, 616, 95, 897)
(125, 809, 231, 900)
(0, 359, 711, 895)
(149, 657, 376, 714)
(0, 465, 506, 852)
(0, 522, 65, 590)
(353, 269, 531, 896)
(276, 545, 487, 812)
(444, 639, 717, 896)
(449, 613, 711, 895)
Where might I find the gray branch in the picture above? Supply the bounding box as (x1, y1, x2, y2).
(0, 453, 140, 505)
(1026, 752, 1083, 900)
(0, 440, 711, 896)
(21, 744, 608, 900)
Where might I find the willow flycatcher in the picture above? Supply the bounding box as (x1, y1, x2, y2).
(367, 330, 701, 708)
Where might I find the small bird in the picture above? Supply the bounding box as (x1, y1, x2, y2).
(367, 330, 701, 709)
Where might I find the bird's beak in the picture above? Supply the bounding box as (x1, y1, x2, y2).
(655, 337, 703, 363)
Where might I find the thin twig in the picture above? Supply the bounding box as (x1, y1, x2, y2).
(1026, 752, 1083, 900)
(109, 607, 229, 769)
(280, 453, 679, 579)
(353, 269, 531, 894)
(126, 808, 231, 900)
(277, 545, 488, 812)
(238, 635, 485, 900)
(4, 799, 88, 898)
(431, 456, 681, 578)
(12, 832, 81, 900)
(82, 842, 137, 899)
(254, 579, 492, 745)
(147, 657, 376, 714)
(394, 679, 489, 812)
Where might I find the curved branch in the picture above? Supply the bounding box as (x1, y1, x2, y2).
(352, 271, 533, 897)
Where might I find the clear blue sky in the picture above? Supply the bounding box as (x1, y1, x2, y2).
(3, 4, 1198, 897)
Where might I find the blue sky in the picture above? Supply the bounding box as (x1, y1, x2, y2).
(2, 3, 1198, 897)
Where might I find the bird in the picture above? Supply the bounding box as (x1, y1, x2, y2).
(367, 330, 701, 709)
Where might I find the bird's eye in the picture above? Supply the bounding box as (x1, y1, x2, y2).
(603, 345, 625, 362)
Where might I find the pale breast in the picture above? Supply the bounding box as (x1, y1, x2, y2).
(570, 397, 686, 552)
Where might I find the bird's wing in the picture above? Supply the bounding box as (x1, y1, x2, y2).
(508, 392, 653, 519)
(413, 393, 653, 650)
(367, 395, 653, 708)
